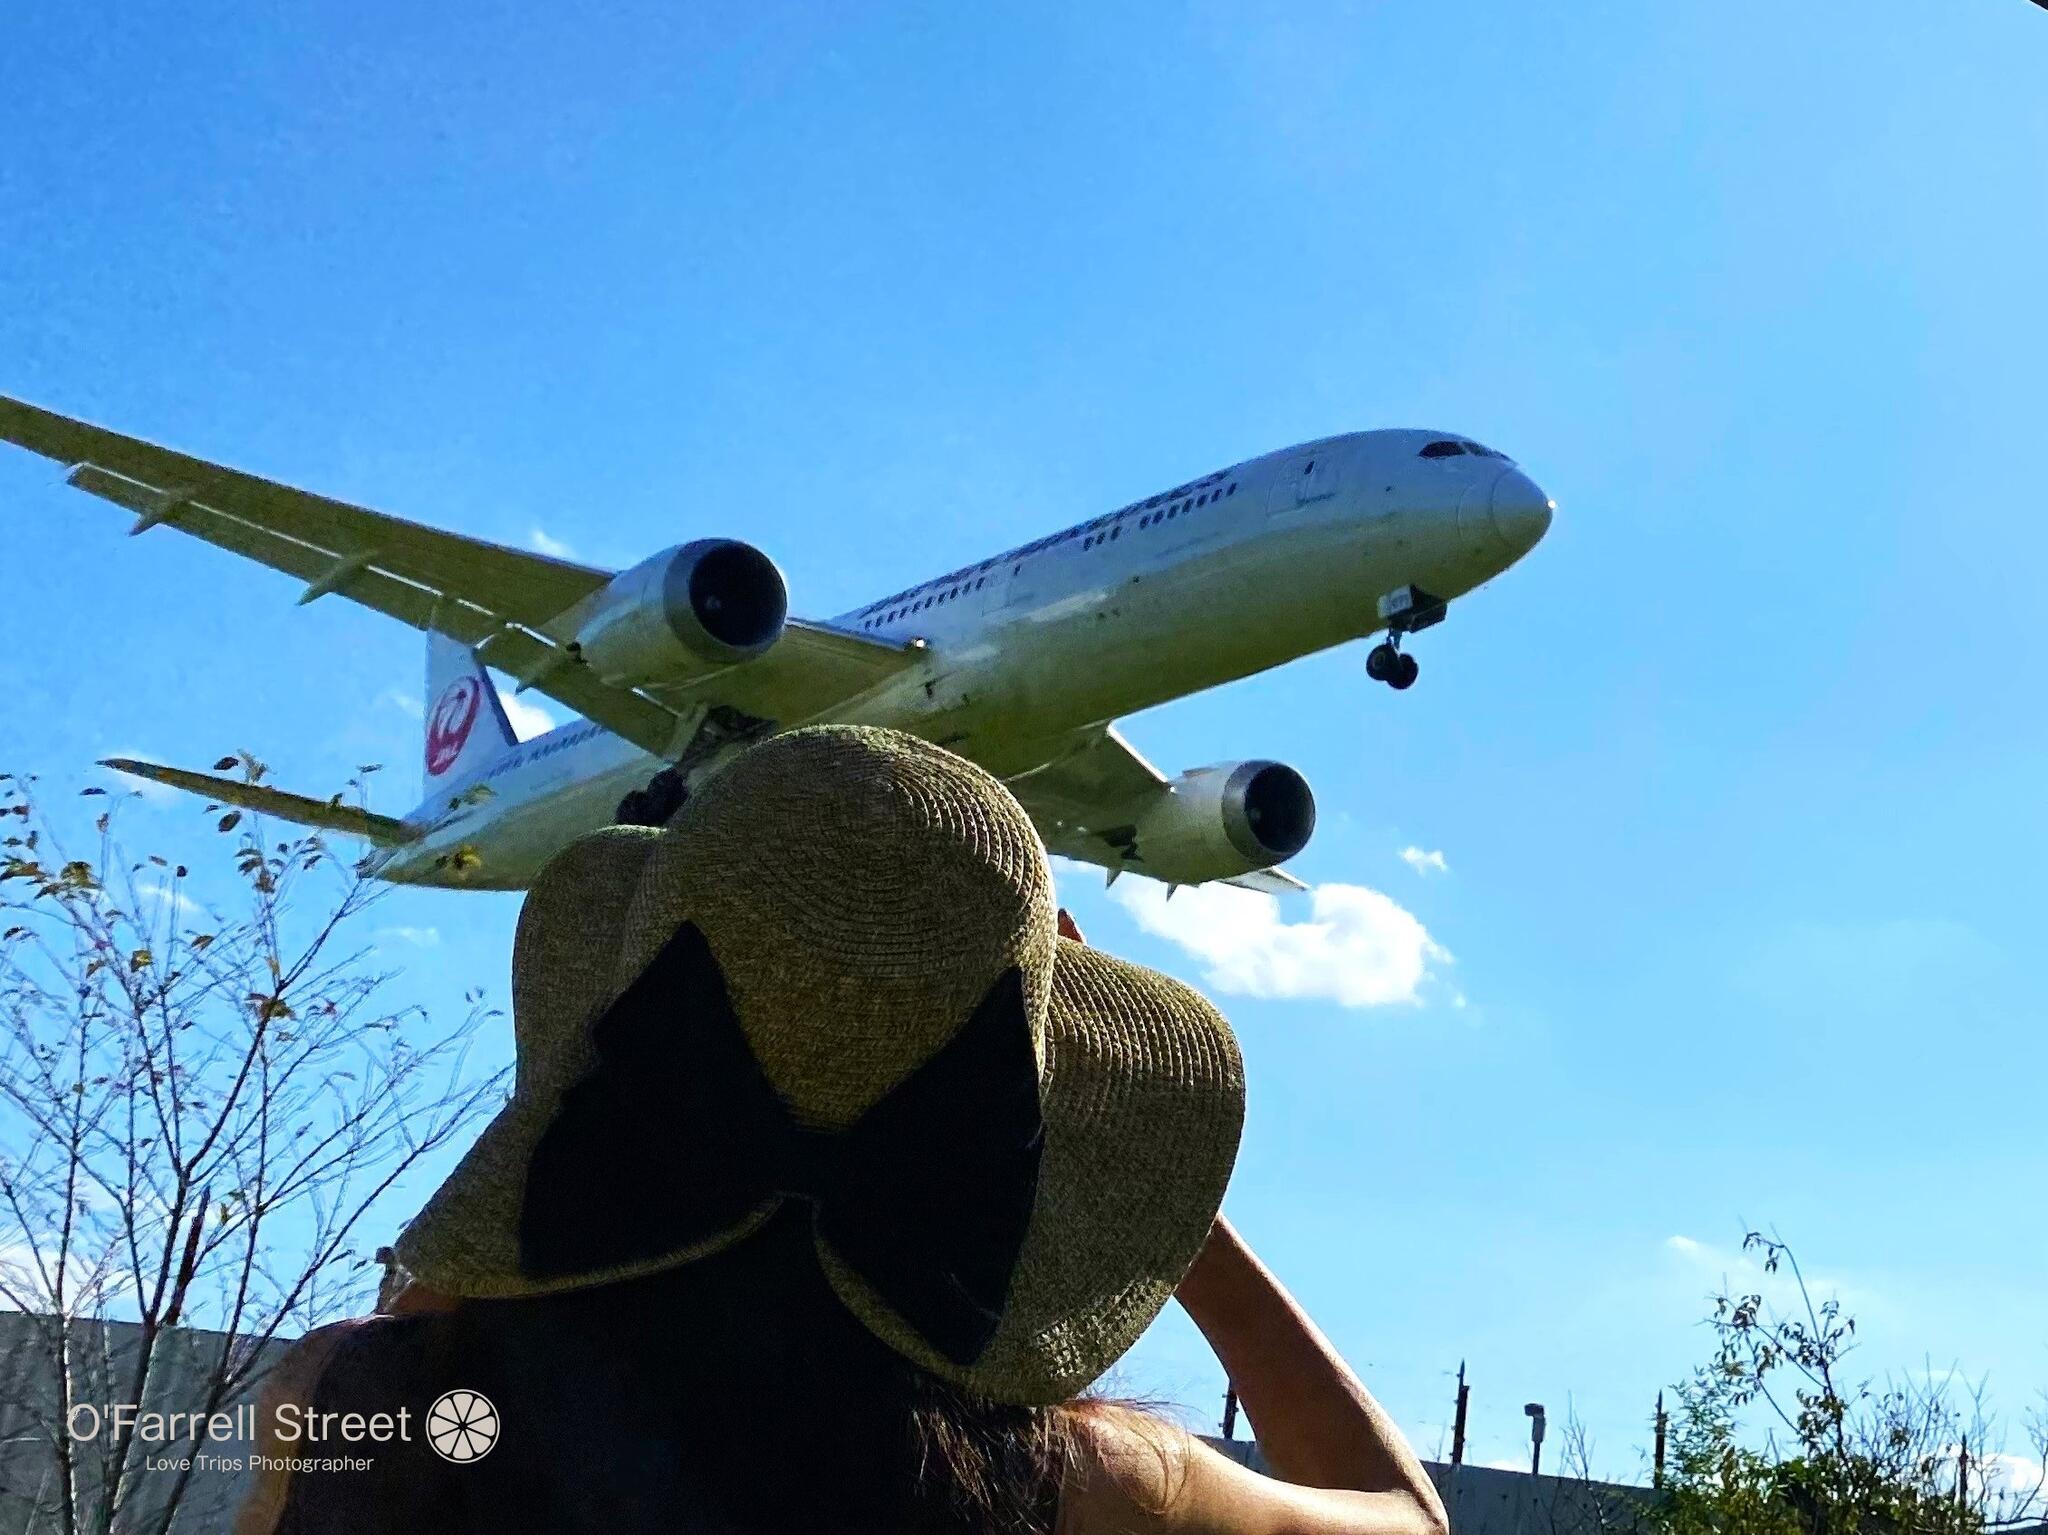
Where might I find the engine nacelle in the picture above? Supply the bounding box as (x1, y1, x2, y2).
(573, 540, 788, 687)
(1129, 760, 1317, 883)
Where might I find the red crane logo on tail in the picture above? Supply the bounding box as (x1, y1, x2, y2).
(426, 676, 483, 778)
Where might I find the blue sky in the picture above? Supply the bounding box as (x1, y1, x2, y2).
(4, 0, 2045, 1484)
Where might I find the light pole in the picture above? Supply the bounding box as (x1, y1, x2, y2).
(1524, 1402, 1547, 1478)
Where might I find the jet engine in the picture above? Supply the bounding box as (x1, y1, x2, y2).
(572, 540, 788, 687)
(1127, 760, 1316, 883)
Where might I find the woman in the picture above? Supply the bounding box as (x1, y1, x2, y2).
(240, 726, 1446, 1535)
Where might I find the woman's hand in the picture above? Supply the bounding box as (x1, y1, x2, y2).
(1173, 1214, 1239, 1308)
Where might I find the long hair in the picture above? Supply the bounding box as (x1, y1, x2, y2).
(497, 1207, 1079, 1533)
(297, 1207, 1087, 1534)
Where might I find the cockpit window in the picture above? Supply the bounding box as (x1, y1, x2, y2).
(1419, 440, 1464, 458)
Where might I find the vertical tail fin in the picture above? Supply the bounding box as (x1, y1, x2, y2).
(423, 632, 519, 794)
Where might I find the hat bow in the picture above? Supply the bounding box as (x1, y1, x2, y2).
(518, 921, 1046, 1367)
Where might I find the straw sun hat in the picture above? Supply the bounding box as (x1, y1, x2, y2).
(395, 725, 1244, 1406)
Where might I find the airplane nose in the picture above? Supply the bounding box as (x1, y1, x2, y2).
(1489, 467, 1553, 554)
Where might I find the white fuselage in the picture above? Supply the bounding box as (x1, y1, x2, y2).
(371, 428, 1551, 888)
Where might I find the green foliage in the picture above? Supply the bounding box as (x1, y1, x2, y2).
(1648, 1234, 2041, 1535)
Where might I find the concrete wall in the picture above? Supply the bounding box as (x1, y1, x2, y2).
(1430, 1461, 1651, 1534)
(0, 1310, 279, 1534)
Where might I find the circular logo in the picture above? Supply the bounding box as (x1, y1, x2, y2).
(426, 1388, 499, 1463)
(425, 677, 483, 777)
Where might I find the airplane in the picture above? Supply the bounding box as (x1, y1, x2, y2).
(0, 396, 1552, 896)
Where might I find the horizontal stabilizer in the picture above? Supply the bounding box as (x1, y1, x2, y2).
(100, 759, 416, 847)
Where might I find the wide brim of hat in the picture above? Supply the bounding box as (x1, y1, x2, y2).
(395, 933, 1242, 1406)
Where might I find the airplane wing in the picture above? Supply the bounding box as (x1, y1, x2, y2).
(101, 758, 415, 846)
(0, 398, 607, 623)
(2, 396, 916, 757)
(1005, 723, 1170, 830)
(630, 618, 922, 726)
(1003, 725, 1307, 894)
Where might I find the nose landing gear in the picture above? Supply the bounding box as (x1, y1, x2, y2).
(1366, 642, 1420, 691)
(1368, 584, 1445, 692)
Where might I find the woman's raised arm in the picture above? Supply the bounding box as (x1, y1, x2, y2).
(1063, 1217, 1447, 1535)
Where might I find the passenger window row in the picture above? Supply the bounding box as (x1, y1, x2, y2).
(863, 573, 992, 628)
(1088, 482, 1236, 549)
(857, 476, 1241, 629)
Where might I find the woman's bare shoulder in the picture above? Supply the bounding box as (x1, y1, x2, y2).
(1058, 1403, 1193, 1534)
(231, 1316, 432, 1535)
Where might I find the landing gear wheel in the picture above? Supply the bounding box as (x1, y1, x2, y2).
(1371, 585, 1445, 692)
(1368, 641, 1419, 690)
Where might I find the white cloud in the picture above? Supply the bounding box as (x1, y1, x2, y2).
(530, 527, 576, 559)
(391, 680, 549, 740)
(496, 689, 553, 741)
(1399, 846, 1449, 876)
(134, 879, 200, 918)
(99, 752, 179, 804)
(0, 1238, 132, 1312)
(1664, 1233, 1866, 1315)
(1978, 1451, 2047, 1508)
(375, 925, 441, 948)
(1109, 878, 1451, 1008)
